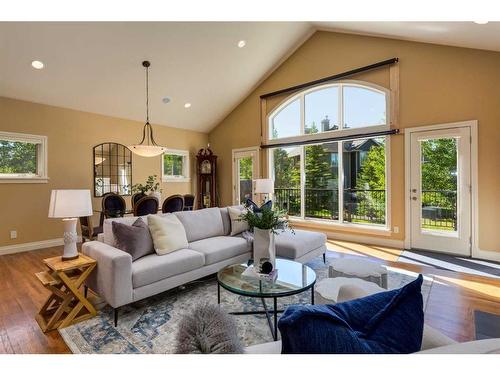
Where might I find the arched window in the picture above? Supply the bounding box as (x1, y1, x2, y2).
(268, 81, 390, 228)
(269, 81, 389, 140)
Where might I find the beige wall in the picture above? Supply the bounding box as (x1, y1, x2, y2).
(0, 96, 208, 247)
(209, 31, 500, 252)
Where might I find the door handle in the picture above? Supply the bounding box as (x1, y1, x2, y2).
(411, 197, 417, 201)
(411, 189, 417, 193)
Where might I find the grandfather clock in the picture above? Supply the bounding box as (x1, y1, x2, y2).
(196, 146, 217, 209)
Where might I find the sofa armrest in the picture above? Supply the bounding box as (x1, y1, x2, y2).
(82, 241, 133, 308)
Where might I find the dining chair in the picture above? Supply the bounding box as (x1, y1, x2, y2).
(102, 192, 126, 218)
(183, 194, 195, 211)
(79, 216, 103, 242)
(134, 196, 159, 216)
(162, 194, 184, 213)
(131, 192, 146, 208)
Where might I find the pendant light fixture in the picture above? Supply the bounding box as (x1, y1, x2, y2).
(129, 61, 167, 157)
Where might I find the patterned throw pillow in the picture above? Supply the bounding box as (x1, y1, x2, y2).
(228, 206, 249, 236)
(111, 218, 154, 261)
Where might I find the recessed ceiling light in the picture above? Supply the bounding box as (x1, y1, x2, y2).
(31, 60, 44, 69)
(237, 40, 246, 48)
(184, 103, 191, 108)
(474, 21, 489, 24)
(162, 97, 171, 104)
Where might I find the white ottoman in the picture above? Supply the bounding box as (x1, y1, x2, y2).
(315, 277, 385, 304)
(329, 258, 388, 288)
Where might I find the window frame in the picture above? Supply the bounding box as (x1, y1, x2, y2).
(267, 81, 392, 232)
(161, 149, 190, 183)
(266, 80, 391, 146)
(0, 131, 48, 183)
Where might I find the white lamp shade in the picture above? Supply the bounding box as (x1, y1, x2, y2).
(48, 189, 93, 218)
(129, 144, 166, 157)
(254, 178, 274, 194)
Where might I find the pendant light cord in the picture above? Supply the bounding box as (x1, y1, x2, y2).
(145, 64, 149, 124)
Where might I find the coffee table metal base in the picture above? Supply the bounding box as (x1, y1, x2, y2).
(217, 282, 315, 341)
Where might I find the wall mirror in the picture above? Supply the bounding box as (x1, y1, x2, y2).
(93, 143, 132, 197)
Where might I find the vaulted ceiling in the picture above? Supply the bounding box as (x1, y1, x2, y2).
(1, 22, 498, 133)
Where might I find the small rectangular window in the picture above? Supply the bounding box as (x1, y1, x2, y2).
(0, 131, 48, 183)
(162, 150, 190, 182)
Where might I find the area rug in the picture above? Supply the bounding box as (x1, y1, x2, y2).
(59, 257, 433, 353)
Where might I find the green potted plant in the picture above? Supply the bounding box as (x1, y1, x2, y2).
(132, 175, 162, 201)
(146, 175, 162, 202)
(240, 206, 292, 271)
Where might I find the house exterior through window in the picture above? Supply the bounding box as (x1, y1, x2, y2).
(267, 81, 390, 228)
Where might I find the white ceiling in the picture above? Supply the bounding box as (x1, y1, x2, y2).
(0, 22, 312, 133)
(1, 22, 499, 133)
(314, 22, 500, 53)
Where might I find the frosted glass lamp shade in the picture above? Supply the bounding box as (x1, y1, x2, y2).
(254, 179, 274, 194)
(129, 144, 166, 157)
(48, 190, 93, 218)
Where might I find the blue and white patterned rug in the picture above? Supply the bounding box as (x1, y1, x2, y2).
(59, 256, 433, 353)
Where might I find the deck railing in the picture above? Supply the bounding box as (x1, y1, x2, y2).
(274, 187, 457, 230)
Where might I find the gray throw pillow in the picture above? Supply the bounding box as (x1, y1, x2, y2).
(175, 303, 243, 354)
(111, 218, 154, 261)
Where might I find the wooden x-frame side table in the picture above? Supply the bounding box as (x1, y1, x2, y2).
(35, 254, 97, 332)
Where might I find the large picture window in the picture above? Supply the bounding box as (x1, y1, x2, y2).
(268, 81, 389, 228)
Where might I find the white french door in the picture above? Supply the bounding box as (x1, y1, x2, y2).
(409, 126, 471, 255)
(232, 148, 259, 205)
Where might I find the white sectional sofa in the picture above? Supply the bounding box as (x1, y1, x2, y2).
(245, 282, 500, 354)
(82, 207, 327, 324)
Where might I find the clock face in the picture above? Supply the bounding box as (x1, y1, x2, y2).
(201, 160, 212, 174)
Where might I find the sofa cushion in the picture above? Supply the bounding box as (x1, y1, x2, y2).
(278, 275, 425, 354)
(175, 207, 225, 242)
(228, 206, 249, 236)
(148, 214, 189, 255)
(132, 249, 205, 288)
(275, 229, 326, 259)
(103, 216, 147, 247)
(189, 236, 251, 265)
(220, 208, 231, 236)
(112, 218, 154, 261)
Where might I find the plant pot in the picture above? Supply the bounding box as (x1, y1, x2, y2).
(149, 191, 161, 202)
(253, 227, 276, 272)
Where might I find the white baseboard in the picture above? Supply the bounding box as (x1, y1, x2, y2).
(0, 237, 82, 256)
(321, 230, 405, 249)
(472, 247, 500, 263)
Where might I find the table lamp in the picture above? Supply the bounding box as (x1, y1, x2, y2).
(48, 189, 93, 260)
(254, 178, 274, 204)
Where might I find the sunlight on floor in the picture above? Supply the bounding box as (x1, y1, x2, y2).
(326, 240, 401, 262)
(433, 275, 500, 301)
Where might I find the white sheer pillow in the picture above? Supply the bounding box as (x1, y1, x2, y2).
(228, 207, 249, 236)
(148, 214, 188, 255)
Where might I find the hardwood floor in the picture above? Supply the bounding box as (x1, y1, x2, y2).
(0, 242, 499, 354)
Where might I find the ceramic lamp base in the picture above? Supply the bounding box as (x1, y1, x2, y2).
(62, 218, 79, 261)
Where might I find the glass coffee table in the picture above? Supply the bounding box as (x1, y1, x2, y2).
(217, 258, 316, 341)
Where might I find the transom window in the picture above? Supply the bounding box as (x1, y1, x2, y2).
(269, 81, 389, 141)
(268, 81, 390, 228)
(162, 149, 190, 182)
(0, 131, 48, 183)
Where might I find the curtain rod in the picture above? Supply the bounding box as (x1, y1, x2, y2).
(260, 58, 398, 99)
(261, 129, 400, 149)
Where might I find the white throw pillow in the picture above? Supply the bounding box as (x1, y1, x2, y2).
(148, 214, 189, 255)
(228, 207, 249, 236)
